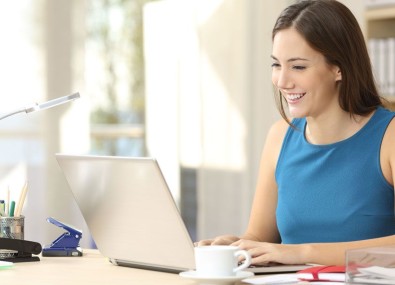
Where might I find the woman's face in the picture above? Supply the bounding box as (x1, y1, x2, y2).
(271, 28, 341, 119)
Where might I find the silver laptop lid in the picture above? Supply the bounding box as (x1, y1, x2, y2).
(55, 154, 195, 272)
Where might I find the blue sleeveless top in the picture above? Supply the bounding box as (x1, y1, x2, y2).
(275, 107, 395, 244)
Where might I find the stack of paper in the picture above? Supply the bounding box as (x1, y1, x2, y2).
(352, 266, 395, 284)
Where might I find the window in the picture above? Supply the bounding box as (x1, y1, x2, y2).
(85, 0, 158, 156)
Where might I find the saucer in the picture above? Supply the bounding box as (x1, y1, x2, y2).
(179, 270, 254, 284)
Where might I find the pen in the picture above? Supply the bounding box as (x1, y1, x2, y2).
(15, 182, 28, 217)
(5, 187, 10, 216)
(9, 201, 15, 217)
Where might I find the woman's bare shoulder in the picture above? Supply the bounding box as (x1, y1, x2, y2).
(260, 119, 290, 162)
(267, 119, 290, 143)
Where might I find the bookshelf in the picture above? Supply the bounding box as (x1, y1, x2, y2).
(365, 6, 395, 109)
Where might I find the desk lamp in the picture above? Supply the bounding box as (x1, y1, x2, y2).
(0, 92, 80, 121)
(0, 92, 80, 262)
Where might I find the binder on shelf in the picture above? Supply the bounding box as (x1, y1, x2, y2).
(368, 37, 395, 98)
(365, 0, 395, 8)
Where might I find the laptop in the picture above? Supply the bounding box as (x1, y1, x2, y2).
(55, 154, 311, 274)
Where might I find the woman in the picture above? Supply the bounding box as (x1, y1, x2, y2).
(197, 0, 395, 266)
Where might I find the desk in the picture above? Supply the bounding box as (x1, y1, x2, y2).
(2, 249, 252, 285)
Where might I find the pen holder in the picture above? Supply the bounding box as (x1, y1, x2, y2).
(0, 215, 24, 258)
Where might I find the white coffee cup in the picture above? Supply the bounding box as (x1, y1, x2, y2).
(194, 245, 252, 277)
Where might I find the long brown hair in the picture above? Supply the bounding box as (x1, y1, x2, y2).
(272, 0, 382, 122)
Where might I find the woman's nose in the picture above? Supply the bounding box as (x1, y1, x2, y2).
(273, 69, 293, 89)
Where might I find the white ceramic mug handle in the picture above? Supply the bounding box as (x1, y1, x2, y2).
(233, 250, 251, 272)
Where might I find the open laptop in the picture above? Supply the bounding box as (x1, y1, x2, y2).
(55, 154, 311, 274)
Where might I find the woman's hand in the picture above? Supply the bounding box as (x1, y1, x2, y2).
(232, 239, 310, 266)
(195, 235, 240, 246)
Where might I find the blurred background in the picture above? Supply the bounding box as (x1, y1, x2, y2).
(0, 0, 366, 248)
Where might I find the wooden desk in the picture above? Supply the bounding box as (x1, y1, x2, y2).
(2, 249, 252, 285)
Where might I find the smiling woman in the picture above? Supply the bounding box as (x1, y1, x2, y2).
(197, 0, 395, 267)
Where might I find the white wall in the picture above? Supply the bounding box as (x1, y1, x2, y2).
(144, 0, 285, 240)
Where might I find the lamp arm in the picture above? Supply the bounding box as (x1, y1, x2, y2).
(0, 108, 28, 121)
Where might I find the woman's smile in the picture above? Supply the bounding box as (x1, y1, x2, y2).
(284, 92, 306, 103)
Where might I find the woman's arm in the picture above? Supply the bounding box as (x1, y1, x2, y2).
(241, 119, 289, 243)
(233, 235, 395, 266)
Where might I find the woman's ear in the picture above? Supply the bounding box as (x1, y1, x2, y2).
(335, 67, 342, 81)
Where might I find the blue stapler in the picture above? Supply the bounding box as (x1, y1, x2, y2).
(42, 217, 83, 257)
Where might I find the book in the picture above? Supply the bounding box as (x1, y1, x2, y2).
(297, 265, 345, 282)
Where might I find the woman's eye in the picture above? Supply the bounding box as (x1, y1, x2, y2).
(293, 65, 306, 70)
(271, 63, 280, 68)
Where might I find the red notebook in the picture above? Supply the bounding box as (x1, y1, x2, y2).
(297, 265, 346, 282)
